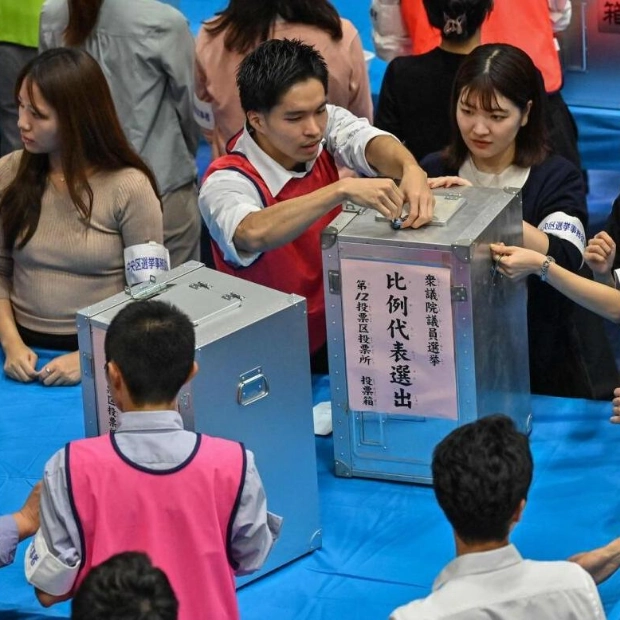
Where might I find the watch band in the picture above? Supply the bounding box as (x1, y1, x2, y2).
(540, 255, 556, 282)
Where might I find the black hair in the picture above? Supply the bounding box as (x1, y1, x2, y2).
(444, 43, 550, 169)
(204, 0, 343, 55)
(104, 300, 195, 406)
(432, 414, 533, 544)
(1, 48, 160, 250)
(71, 552, 178, 620)
(423, 0, 493, 42)
(237, 38, 329, 114)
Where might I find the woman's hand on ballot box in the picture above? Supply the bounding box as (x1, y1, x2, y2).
(489, 244, 546, 281)
(427, 176, 472, 190)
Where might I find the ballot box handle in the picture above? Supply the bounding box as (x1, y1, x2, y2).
(237, 366, 269, 406)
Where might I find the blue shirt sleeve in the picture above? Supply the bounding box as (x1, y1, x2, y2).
(0, 514, 19, 567)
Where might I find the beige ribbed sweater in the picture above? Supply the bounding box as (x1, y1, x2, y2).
(0, 151, 163, 335)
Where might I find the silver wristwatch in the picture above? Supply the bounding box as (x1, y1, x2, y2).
(540, 255, 556, 282)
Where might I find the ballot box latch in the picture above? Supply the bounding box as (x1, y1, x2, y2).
(124, 275, 173, 301)
(328, 270, 341, 294)
(81, 351, 95, 379)
(450, 286, 468, 302)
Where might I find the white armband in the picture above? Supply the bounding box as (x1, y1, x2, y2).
(193, 93, 215, 130)
(124, 242, 170, 286)
(538, 212, 586, 255)
(24, 530, 79, 596)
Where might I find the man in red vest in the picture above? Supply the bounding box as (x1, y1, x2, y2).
(199, 38, 434, 373)
(25, 300, 281, 620)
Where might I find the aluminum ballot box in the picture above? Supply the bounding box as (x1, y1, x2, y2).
(321, 187, 531, 485)
(77, 261, 321, 585)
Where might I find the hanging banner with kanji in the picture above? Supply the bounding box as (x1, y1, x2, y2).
(341, 259, 458, 419)
(599, 0, 620, 33)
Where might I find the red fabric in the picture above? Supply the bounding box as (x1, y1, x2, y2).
(401, 0, 562, 92)
(205, 136, 341, 354)
(68, 434, 244, 620)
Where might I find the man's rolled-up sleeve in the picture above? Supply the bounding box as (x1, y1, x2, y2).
(198, 171, 264, 268)
(229, 450, 283, 576)
(323, 105, 398, 177)
(0, 514, 19, 567)
(25, 450, 82, 596)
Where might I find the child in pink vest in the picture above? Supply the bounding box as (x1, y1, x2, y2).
(25, 300, 281, 620)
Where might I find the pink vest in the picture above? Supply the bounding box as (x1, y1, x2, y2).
(67, 433, 245, 620)
(204, 133, 341, 354)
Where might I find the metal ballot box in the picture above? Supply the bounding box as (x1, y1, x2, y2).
(322, 187, 531, 484)
(76, 261, 321, 585)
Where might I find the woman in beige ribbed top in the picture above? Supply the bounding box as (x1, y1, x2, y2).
(0, 48, 163, 387)
(194, 0, 373, 160)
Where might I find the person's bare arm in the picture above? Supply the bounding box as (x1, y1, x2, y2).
(233, 176, 404, 253)
(13, 482, 41, 541)
(523, 221, 550, 255)
(569, 537, 620, 584)
(491, 244, 620, 322)
(35, 589, 71, 607)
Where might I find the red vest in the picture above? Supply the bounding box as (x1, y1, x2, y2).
(67, 433, 245, 620)
(205, 135, 341, 354)
(401, 0, 562, 92)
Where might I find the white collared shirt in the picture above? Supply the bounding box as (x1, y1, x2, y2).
(390, 544, 605, 619)
(198, 104, 393, 267)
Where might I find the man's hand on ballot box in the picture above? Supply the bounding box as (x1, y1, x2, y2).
(339, 176, 405, 221)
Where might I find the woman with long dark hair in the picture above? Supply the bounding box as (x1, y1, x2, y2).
(194, 0, 372, 159)
(0, 48, 163, 386)
(423, 43, 617, 398)
(39, 0, 200, 267)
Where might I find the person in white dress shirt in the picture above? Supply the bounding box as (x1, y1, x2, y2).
(390, 415, 608, 620)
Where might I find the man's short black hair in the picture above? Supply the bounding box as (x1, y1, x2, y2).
(236, 38, 329, 114)
(71, 552, 178, 620)
(432, 414, 533, 543)
(104, 300, 195, 406)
